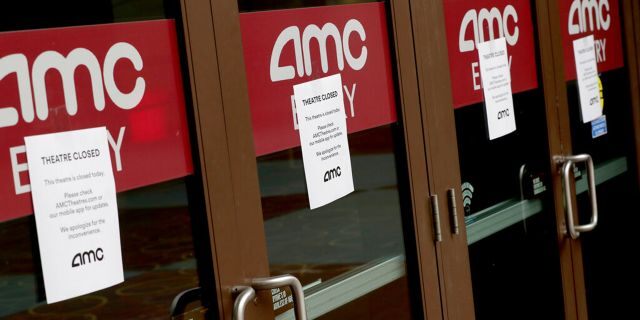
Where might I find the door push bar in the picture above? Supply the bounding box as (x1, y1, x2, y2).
(556, 154, 599, 239)
(232, 274, 307, 320)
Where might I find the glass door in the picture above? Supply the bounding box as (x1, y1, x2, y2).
(554, 0, 640, 318)
(215, 0, 440, 319)
(406, 0, 640, 319)
(0, 1, 213, 319)
(440, 1, 565, 318)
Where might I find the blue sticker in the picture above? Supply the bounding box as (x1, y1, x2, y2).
(591, 115, 607, 139)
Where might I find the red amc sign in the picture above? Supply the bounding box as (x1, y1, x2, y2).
(240, 3, 397, 156)
(443, 0, 538, 108)
(559, 0, 624, 80)
(0, 20, 193, 222)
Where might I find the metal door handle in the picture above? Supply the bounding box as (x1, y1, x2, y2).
(232, 286, 256, 320)
(232, 274, 307, 320)
(558, 154, 598, 239)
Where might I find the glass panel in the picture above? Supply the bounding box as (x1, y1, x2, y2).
(238, 1, 415, 318)
(559, 1, 640, 317)
(258, 127, 412, 320)
(258, 125, 408, 270)
(443, 0, 565, 318)
(0, 1, 205, 318)
(0, 180, 200, 319)
(456, 95, 565, 319)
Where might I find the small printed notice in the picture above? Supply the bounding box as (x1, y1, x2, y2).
(477, 37, 517, 140)
(573, 35, 602, 123)
(271, 288, 294, 313)
(294, 73, 354, 209)
(591, 115, 608, 138)
(25, 127, 123, 303)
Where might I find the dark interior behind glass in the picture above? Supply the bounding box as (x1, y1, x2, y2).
(452, 1, 564, 318)
(0, 1, 211, 319)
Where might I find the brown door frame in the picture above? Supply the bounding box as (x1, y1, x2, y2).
(407, 1, 475, 319)
(538, 0, 586, 318)
(179, 0, 270, 318)
(406, 0, 626, 319)
(389, 0, 445, 318)
(621, 0, 640, 187)
(406, 0, 582, 318)
(180, 0, 640, 318)
(535, 1, 640, 319)
(179, 0, 442, 319)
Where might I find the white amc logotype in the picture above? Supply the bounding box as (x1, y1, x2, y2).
(2, 42, 146, 196)
(458, 5, 519, 91)
(270, 20, 367, 130)
(568, 0, 611, 63)
(270, 19, 367, 82)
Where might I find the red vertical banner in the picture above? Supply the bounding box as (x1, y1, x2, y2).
(559, 0, 624, 80)
(0, 20, 193, 222)
(443, 0, 538, 108)
(240, 3, 398, 156)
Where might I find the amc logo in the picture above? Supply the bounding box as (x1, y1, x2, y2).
(71, 248, 104, 268)
(323, 166, 342, 182)
(458, 5, 519, 53)
(568, 0, 611, 35)
(0, 42, 145, 128)
(270, 20, 368, 82)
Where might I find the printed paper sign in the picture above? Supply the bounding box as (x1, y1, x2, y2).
(478, 38, 516, 140)
(25, 127, 124, 303)
(574, 35, 602, 123)
(294, 74, 354, 209)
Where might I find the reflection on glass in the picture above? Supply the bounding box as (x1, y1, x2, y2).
(452, 3, 566, 313)
(257, 125, 412, 319)
(456, 88, 565, 319)
(565, 53, 640, 319)
(0, 179, 200, 318)
(238, 0, 413, 317)
(0, 1, 200, 318)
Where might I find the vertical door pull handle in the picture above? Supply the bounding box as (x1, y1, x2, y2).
(232, 286, 255, 320)
(558, 154, 599, 239)
(447, 188, 460, 235)
(431, 195, 442, 242)
(232, 274, 307, 320)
